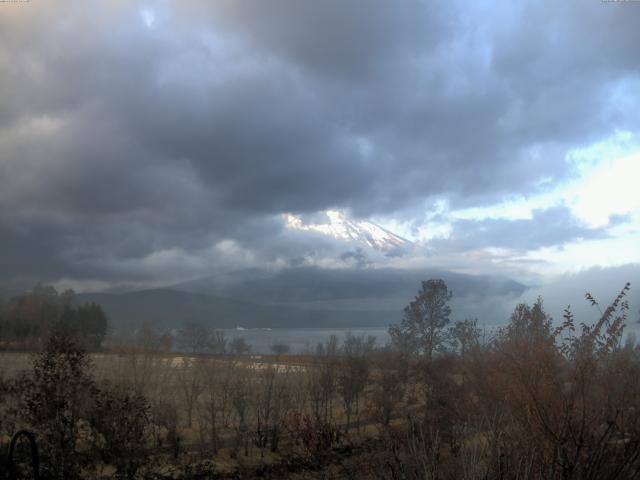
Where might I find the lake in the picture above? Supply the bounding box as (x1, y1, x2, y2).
(220, 326, 390, 354)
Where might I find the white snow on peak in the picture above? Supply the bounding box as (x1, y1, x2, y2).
(284, 210, 411, 253)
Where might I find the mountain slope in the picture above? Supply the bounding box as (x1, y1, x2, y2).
(77, 289, 397, 329)
(175, 267, 527, 305)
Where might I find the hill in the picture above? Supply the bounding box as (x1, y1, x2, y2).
(76, 289, 398, 330)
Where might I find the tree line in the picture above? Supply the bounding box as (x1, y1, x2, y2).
(0, 284, 109, 350)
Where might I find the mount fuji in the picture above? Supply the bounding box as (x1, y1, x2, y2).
(284, 210, 412, 253)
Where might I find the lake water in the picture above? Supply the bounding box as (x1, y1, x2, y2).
(220, 323, 505, 354)
(220, 326, 390, 354)
(219, 321, 640, 355)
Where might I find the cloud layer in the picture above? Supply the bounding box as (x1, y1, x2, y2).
(0, 0, 639, 288)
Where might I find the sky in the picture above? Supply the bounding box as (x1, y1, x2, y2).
(0, 0, 639, 301)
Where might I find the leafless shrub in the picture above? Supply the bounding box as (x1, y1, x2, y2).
(338, 333, 374, 432)
(285, 412, 343, 462)
(152, 399, 182, 459)
(230, 366, 251, 457)
(175, 357, 203, 428)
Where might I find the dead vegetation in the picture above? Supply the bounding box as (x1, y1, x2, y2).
(1, 281, 639, 479)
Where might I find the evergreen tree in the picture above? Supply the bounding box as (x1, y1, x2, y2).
(22, 331, 95, 479)
(389, 279, 452, 359)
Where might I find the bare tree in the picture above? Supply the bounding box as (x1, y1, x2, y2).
(229, 337, 251, 356)
(210, 330, 227, 355)
(308, 335, 339, 424)
(198, 359, 235, 454)
(253, 366, 273, 456)
(152, 400, 182, 459)
(370, 349, 408, 427)
(338, 334, 375, 431)
(230, 367, 251, 457)
(175, 357, 203, 428)
(178, 320, 212, 354)
(450, 317, 481, 358)
(270, 341, 291, 356)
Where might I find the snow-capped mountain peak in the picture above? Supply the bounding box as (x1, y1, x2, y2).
(284, 210, 412, 253)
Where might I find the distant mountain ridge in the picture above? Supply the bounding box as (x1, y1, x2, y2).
(75, 267, 527, 330)
(174, 267, 526, 305)
(77, 288, 398, 330)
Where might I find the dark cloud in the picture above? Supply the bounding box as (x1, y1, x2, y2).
(0, 0, 638, 286)
(339, 248, 372, 269)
